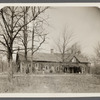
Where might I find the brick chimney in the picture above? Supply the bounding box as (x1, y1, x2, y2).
(51, 49, 54, 54)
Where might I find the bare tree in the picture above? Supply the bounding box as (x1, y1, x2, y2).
(16, 7, 49, 73)
(95, 42, 100, 59)
(16, 7, 49, 60)
(89, 43, 100, 74)
(0, 6, 49, 82)
(22, 7, 29, 61)
(55, 26, 74, 63)
(67, 43, 81, 55)
(93, 42, 100, 66)
(0, 7, 24, 82)
(30, 7, 48, 72)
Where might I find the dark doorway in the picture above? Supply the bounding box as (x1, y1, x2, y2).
(64, 66, 81, 73)
(73, 66, 81, 73)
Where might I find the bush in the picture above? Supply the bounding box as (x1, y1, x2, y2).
(92, 64, 100, 75)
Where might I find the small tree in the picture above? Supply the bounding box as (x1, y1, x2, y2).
(92, 42, 100, 74)
(95, 42, 100, 59)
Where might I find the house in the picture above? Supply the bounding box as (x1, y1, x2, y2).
(16, 50, 90, 74)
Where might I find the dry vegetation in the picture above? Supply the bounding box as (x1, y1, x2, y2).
(0, 74, 100, 93)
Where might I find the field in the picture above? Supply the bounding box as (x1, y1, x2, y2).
(0, 74, 100, 93)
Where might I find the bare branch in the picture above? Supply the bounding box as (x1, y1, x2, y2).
(13, 7, 49, 42)
(32, 35, 46, 54)
(54, 25, 74, 62)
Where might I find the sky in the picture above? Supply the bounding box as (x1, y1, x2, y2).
(39, 7, 100, 57)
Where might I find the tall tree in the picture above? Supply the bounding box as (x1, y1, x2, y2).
(0, 7, 24, 82)
(30, 7, 48, 72)
(23, 7, 29, 61)
(17, 7, 49, 61)
(0, 6, 49, 82)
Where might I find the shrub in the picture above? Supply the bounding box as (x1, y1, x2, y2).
(92, 64, 100, 75)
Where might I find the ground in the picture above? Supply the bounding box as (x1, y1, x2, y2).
(0, 73, 100, 93)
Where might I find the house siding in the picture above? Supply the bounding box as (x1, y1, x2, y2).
(19, 61, 62, 74)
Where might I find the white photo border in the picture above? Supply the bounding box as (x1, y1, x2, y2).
(0, 3, 100, 97)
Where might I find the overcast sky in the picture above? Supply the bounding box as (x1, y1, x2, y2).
(39, 7, 100, 57)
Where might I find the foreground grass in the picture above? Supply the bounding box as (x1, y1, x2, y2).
(0, 74, 100, 93)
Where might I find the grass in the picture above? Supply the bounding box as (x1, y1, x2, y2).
(0, 73, 100, 93)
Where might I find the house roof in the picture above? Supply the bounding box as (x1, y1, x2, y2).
(75, 55, 89, 63)
(17, 52, 89, 63)
(18, 52, 62, 63)
(65, 53, 89, 63)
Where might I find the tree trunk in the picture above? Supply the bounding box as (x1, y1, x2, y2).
(8, 58, 13, 82)
(23, 7, 28, 61)
(25, 46, 27, 61)
(31, 25, 34, 73)
(7, 49, 13, 83)
(1, 61, 3, 72)
(31, 54, 33, 73)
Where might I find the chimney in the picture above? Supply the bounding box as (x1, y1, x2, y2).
(51, 49, 54, 54)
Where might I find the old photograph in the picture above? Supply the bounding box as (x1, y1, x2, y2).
(0, 4, 100, 95)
